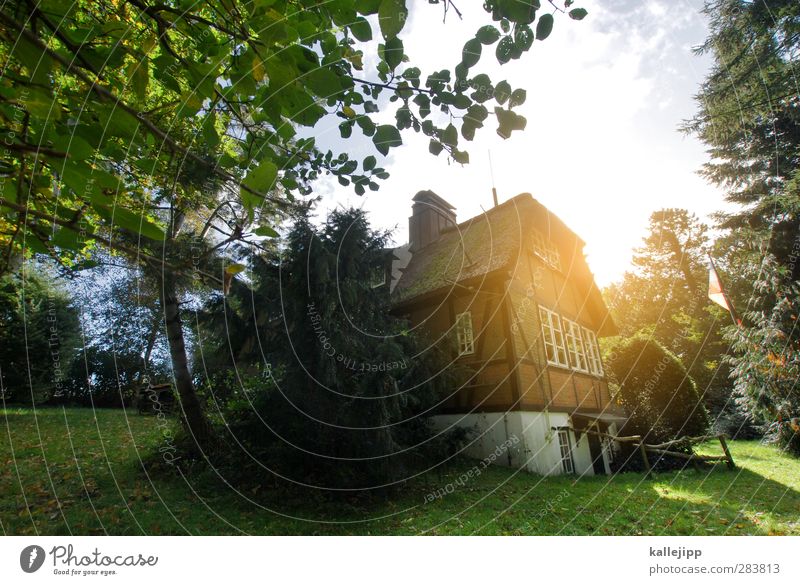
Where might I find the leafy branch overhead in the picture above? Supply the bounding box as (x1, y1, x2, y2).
(0, 0, 586, 265)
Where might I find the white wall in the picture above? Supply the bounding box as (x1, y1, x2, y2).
(431, 411, 614, 477)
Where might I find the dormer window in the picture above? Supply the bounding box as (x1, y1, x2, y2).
(455, 311, 475, 355)
(531, 229, 560, 270)
(369, 264, 386, 288)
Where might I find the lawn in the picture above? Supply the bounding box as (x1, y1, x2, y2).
(1, 407, 798, 535)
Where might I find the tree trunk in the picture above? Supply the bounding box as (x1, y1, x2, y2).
(135, 311, 161, 385)
(162, 269, 212, 452)
(142, 311, 160, 372)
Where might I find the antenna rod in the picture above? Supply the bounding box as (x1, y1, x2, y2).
(488, 150, 499, 207)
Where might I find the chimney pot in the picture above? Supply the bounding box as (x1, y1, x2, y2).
(408, 190, 456, 252)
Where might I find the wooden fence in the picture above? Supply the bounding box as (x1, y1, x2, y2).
(567, 427, 735, 476)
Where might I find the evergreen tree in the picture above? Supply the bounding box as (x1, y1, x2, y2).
(686, 0, 800, 451)
(685, 0, 800, 278)
(218, 209, 460, 491)
(0, 265, 81, 403)
(604, 209, 750, 434)
(728, 256, 800, 455)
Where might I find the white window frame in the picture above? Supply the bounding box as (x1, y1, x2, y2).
(369, 264, 386, 288)
(531, 229, 561, 270)
(564, 318, 589, 373)
(602, 435, 615, 465)
(455, 311, 475, 356)
(582, 326, 604, 376)
(539, 306, 569, 368)
(557, 429, 574, 474)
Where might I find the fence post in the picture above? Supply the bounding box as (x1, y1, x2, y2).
(636, 437, 652, 477)
(717, 434, 736, 470)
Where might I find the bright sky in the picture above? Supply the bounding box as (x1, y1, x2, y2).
(312, 0, 725, 287)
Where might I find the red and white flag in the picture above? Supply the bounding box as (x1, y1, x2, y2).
(708, 256, 741, 326)
(708, 263, 731, 311)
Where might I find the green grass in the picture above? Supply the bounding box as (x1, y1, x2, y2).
(1, 407, 799, 535)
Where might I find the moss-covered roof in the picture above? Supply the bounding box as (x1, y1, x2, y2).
(391, 192, 617, 336)
(391, 194, 532, 305)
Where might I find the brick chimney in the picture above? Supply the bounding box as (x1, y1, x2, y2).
(408, 190, 456, 252)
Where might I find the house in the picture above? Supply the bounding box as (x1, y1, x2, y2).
(388, 190, 625, 476)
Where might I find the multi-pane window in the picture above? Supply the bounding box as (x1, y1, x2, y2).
(455, 312, 475, 355)
(539, 306, 568, 368)
(369, 265, 386, 288)
(557, 429, 574, 474)
(602, 435, 615, 465)
(564, 318, 589, 372)
(582, 326, 604, 376)
(532, 229, 560, 270)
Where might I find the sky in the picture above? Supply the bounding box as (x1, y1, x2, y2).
(311, 0, 725, 287)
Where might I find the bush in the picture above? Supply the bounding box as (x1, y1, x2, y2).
(0, 269, 80, 404)
(59, 347, 151, 407)
(199, 209, 465, 494)
(607, 335, 709, 444)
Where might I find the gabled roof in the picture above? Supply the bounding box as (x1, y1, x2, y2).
(390, 193, 617, 337)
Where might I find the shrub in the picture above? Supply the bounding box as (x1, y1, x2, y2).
(201, 209, 465, 494)
(607, 335, 709, 444)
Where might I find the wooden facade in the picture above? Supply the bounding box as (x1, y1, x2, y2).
(390, 191, 623, 421)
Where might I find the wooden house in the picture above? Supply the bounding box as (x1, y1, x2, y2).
(389, 190, 626, 476)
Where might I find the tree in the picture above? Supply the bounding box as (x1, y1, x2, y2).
(605, 335, 709, 445)
(603, 210, 744, 431)
(686, 0, 800, 450)
(727, 256, 800, 455)
(685, 1, 800, 279)
(0, 265, 81, 403)
(605, 209, 712, 342)
(218, 209, 461, 490)
(72, 256, 168, 381)
(0, 0, 586, 449)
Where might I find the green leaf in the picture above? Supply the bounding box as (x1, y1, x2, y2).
(495, 107, 527, 139)
(462, 38, 482, 69)
(254, 226, 280, 238)
(569, 8, 588, 20)
(339, 121, 353, 138)
(53, 135, 94, 161)
(305, 66, 342, 98)
(441, 124, 458, 147)
(496, 35, 515, 64)
(95, 205, 165, 241)
(494, 80, 512, 104)
(52, 227, 86, 251)
(501, 0, 537, 25)
(363, 155, 377, 171)
(452, 149, 470, 164)
(242, 158, 278, 202)
(378, 0, 407, 40)
(356, 115, 376, 137)
(536, 13, 554, 40)
(514, 24, 534, 51)
(126, 59, 149, 102)
(350, 17, 373, 42)
(19, 89, 58, 119)
(470, 73, 494, 102)
(510, 88, 527, 107)
(466, 104, 489, 123)
(11, 36, 52, 85)
(476, 25, 501, 45)
(373, 125, 402, 155)
(383, 37, 404, 70)
(461, 121, 476, 141)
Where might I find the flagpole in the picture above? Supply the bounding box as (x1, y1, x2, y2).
(708, 253, 740, 327)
